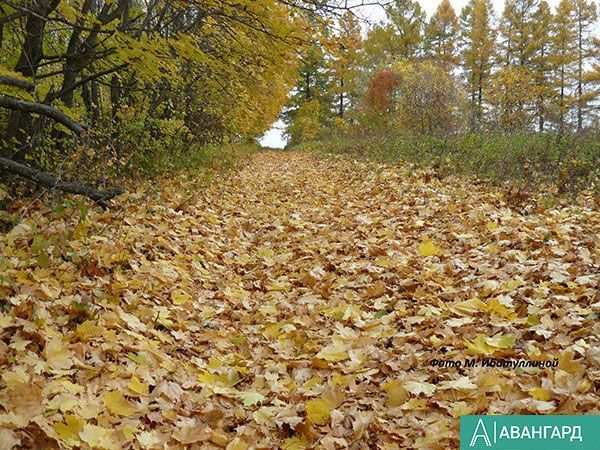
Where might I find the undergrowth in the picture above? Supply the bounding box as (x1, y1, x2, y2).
(0, 141, 259, 233)
(305, 130, 599, 199)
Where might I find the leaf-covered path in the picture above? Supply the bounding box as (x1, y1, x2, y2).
(1, 151, 598, 449)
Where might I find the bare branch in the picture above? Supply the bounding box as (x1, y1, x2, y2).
(0, 75, 35, 91)
(0, 156, 123, 203)
(0, 95, 87, 134)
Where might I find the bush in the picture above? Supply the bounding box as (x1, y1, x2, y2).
(361, 60, 466, 136)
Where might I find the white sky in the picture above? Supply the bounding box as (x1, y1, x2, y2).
(259, 0, 565, 148)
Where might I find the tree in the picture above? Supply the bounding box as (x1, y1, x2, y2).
(364, 0, 425, 67)
(284, 23, 334, 140)
(582, 38, 600, 124)
(498, 0, 540, 67)
(0, 0, 304, 200)
(572, 0, 598, 129)
(531, 1, 554, 131)
(496, 0, 544, 129)
(424, 0, 459, 71)
(489, 66, 536, 130)
(286, 99, 324, 145)
(330, 11, 363, 118)
(551, 0, 577, 132)
(459, 0, 496, 129)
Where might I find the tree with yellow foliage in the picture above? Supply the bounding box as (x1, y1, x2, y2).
(531, 1, 554, 131)
(552, 0, 578, 132)
(459, 0, 496, 129)
(424, 0, 460, 72)
(329, 11, 363, 118)
(364, 0, 425, 67)
(0, 0, 305, 198)
(572, 0, 598, 129)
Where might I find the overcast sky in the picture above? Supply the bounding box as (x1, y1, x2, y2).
(259, 0, 565, 148)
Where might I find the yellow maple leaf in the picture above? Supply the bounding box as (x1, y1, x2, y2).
(79, 424, 114, 448)
(137, 431, 161, 448)
(2, 367, 30, 388)
(45, 340, 73, 370)
(305, 398, 335, 425)
(383, 379, 408, 407)
(315, 343, 348, 362)
(486, 221, 499, 232)
(236, 391, 265, 407)
(171, 289, 192, 305)
(557, 351, 582, 375)
(76, 320, 102, 340)
(282, 436, 309, 450)
(404, 381, 436, 397)
(305, 388, 344, 425)
(451, 299, 487, 316)
(53, 415, 85, 444)
(465, 334, 515, 355)
(253, 406, 277, 425)
(438, 376, 477, 390)
(486, 334, 515, 349)
(127, 376, 149, 396)
(197, 369, 240, 388)
(418, 238, 442, 257)
(103, 391, 136, 416)
(529, 387, 551, 401)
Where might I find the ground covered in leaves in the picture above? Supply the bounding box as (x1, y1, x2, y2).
(0, 151, 598, 449)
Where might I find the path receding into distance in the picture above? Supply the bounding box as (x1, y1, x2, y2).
(1, 151, 597, 448)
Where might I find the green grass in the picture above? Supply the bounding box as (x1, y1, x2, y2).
(132, 141, 259, 178)
(310, 131, 599, 196)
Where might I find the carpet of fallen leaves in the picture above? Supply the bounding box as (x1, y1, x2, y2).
(0, 151, 598, 449)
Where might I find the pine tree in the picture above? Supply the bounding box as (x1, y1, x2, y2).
(284, 28, 335, 134)
(459, 0, 496, 128)
(551, 0, 577, 132)
(330, 11, 363, 118)
(424, 0, 459, 71)
(572, 0, 598, 129)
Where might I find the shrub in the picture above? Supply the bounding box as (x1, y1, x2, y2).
(362, 60, 467, 136)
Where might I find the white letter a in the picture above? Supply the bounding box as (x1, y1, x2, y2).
(470, 419, 492, 447)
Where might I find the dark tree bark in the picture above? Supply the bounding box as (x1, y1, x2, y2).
(0, 156, 123, 203)
(0, 75, 35, 91)
(0, 96, 87, 135)
(4, 0, 61, 160)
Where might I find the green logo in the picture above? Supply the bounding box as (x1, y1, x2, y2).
(460, 415, 600, 449)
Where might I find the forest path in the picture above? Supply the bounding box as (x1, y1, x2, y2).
(2, 151, 598, 448)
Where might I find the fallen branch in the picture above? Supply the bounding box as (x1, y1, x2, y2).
(0, 156, 123, 203)
(0, 75, 35, 91)
(0, 95, 87, 135)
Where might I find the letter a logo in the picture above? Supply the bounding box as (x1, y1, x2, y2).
(470, 418, 492, 447)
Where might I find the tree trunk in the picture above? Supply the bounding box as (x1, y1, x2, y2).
(339, 78, 344, 118)
(577, 16, 583, 130)
(4, 0, 61, 160)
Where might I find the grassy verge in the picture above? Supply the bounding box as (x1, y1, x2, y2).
(309, 131, 599, 197)
(130, 140, 259, 178)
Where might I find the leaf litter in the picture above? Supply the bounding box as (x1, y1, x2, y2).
(0, 151, 598, 448)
